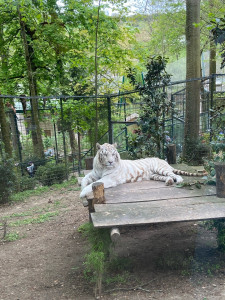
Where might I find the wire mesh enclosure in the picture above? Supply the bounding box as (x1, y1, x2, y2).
(110, 74, 225, 157)
(0, 74, 225, 180)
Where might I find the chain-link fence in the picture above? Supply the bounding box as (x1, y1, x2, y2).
(110, 74, 225, 157)
(1, 73, 225, 183)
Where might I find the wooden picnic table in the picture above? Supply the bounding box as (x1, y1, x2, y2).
(82, 164, 225, 238)
(90, 180, 224, 228)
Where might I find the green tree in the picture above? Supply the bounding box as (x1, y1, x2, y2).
(134, 1, 186, 60)
(211, 14, 225, 69)
(135, 0, 224, 73)
(199, 0, 224, 70)
(0, 0, 139, 160)
(18, 5, 45, 159)
(128, 56, 171, 158)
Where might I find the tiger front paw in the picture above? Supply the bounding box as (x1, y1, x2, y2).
(175, 175, 183, 184)
(165, 177, 174, 186)
(80, 185, 93, 199)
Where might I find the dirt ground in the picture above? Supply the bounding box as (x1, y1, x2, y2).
(1, 182, 225, 300)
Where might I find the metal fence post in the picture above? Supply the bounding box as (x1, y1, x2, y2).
(60, 98, 68, 179)
(53, 122, 59, 163)
(13, 112, 23, 176)
(78, 131, 81, 175)
(171, 94, 174, 141)
(107, 96, 113, 144)
(209, 74, 215, 141)
(125, 126, 128, 151)
(124, 98, 127, 121)
(162, 86, 165, 159)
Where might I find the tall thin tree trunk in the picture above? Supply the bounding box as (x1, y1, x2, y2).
(18, 7, 44, 159)
(0, 25, 13, 158)
(7, 108, 21, 159)
(68, 129, 77, 158)
(209, 0, 216, 92)
(183, 0, 201, 163)
(94, 0, 101, 155)
(0, 99, 12, 158)
(210, 42, 216, 77)
(1, 23, 21, 159)
(0, 24, 9, 90)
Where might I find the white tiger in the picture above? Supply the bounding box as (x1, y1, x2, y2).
(80, 143, 201, 198)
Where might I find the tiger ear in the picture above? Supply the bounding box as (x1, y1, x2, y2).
(96, 143, 101, 150)
(113, 143, 117, 148)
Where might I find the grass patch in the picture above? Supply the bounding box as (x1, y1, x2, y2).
(67, 187, 81, 191)
(79, 223, 133, 297)
(54, 201, 61, 207)
(1, 205, 58, 222)
(9, 211, 59, 227)
(4, 232, 21, 242)
(11, 177, 78, 203)
(157, 252, 193, 271)
(3, 211, 34, 219)
(191, 260, 221, 276)
(79, 223, 111, 297)
(205, 219, 225, 252)
(156, 251, 223, 276)
(50, 177, 78, 190)
(105, 271, 130, 285)
(11, 186, 49, 202)
(108, 257, 133, 273)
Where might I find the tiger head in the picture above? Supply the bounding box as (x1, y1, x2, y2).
(96, 143, 120, 169)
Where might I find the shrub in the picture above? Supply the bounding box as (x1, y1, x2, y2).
(78, 223, 111, 297)
(79, 223, 133, 297)
(15, 176, 37, 192)
(205, 219, 225, 252)
(0, 159, 16, 204)
(35, 162, 67, 186)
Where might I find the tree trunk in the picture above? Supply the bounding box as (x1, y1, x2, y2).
(210, 42, 216, 77)
(0, 23, 9, 92)
(0, 25, 13, 158)
(0, 22, 21, 159)
(94, 0, 101, 155)
(209, 0, 216, 92)
(183, 0, 201, 163)
(7, 108, 22, 160)
(0, 99, 13, 158)
(18, 7, 44, 159)
(68, 128, 77, 158)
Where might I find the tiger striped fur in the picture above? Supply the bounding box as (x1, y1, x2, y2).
(80, 143, 204, 198)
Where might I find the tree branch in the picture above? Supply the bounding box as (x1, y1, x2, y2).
(0, 75, 25, 81)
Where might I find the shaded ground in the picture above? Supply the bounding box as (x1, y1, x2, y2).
(1, 182, 225, 300)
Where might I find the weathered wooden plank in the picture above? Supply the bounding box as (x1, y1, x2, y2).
(104, 184, 216, 204)
(103, 175, 206, 195)
(94, 195, 224, 212)
(91, 196, 225, 228)
(105, 180, 168, 193)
